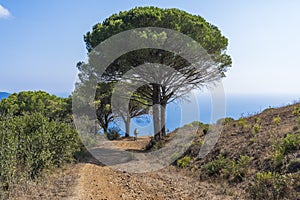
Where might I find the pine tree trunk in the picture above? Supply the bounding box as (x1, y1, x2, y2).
(125, 117, 131, 138)
(152, 84, 161, 142)
(161, 102, 167, 138)
(103, 125, 108, 134)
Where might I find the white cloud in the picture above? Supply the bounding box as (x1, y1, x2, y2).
(0, 4, 10, 18)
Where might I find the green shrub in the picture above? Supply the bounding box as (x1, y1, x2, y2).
(271, 132, 300, 168)
(198, 139, 203, 146)
(202, 155, 252, 182)
(189, 121, 204, 127)
(238, 118, 250, 129)
(230, 155, 252, 182)
(106, 127, 121, 140)
(177, 156, 191, 168)
(0, 113, 80, 192)
(273, 115, 281, 125)
(252, 124, 261, 134)
(249, 137, 255, 143)
(278, 133, 300, 154)
(202, 155, 231, 176)
(250, 172, 290, 200)
(254, 116, 261, 124)
(271, 150, 285, 167)
(292, 106, 300, 116)
(202, 124, 210, 134)
(238, 118, 247, 127)
(217, 117, 234, 125)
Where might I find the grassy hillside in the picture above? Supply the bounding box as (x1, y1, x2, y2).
(175, 103, 300, 199)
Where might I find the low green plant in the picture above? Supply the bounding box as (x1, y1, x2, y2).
(202, 155, 252, 182)
(106, 127, 121, 140)
(231, 155, 253, 181)
(271, 150, 285, 168)
(250, 172, 290, 200)
(292, 106, 300, 116)
(279, 133, 300, 154)
(217, 117, 234, 125)
(177, 156, 191, 168)
(0, 113, 80, 194)
(203, 124, 210, 134)
(254, 116, 262, 124)
(252, 124, 261, 134)
(271, 132, 300, 168)
(237, 118, 251, 130)
(238, 118, 247, 128)
(201, 155, 231, 176)
(273, 115, 281, 125)
(198, 139, 204, 146)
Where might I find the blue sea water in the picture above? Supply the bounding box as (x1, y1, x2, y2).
(2, 91, 299, 137)
(118, 93, 300, 136)
(0, 92, 10, 100)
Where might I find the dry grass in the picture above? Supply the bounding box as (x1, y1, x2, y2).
(7, 164, 80, 200)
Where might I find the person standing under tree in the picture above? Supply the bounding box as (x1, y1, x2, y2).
(134, 128, 138, 141)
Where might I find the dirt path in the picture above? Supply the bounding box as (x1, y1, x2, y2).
(69, 138, 240, 200)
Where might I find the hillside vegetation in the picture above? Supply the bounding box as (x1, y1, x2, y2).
(1, 91, 300, 199)
(175, 103, 300, 199)
(0, 91, 82, 199)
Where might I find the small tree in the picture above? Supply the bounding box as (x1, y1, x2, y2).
(94, 82, 115, 134)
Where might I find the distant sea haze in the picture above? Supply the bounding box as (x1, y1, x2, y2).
(1, 91, 299, 136)
(129, 93, 300, 136)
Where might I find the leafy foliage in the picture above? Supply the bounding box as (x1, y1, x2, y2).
(79, 6, 232, 140)
(251, 124, 261, 134)
(201, 155, 231, 177)
(106, 127, 121, 140)
(0, 91, 81, 197)
(177, 156, 191, 168)
(271, 132, 300, 168)
(0, 113, 80, 191)
(217, 117, 234, 125)
(273, 115, 281, 125)
(292, 106, 300, 116)
(0, 91, 72, 123)
(201, 155, 252, 182)
(250, 172, 291, 200)
(94, 82, 115, 134)
(277, 133, 300, 155)
(238, 118, 248, 129)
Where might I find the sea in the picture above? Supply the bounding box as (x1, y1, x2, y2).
(126, 93, 300, 136)
(2, 91, 299, 137)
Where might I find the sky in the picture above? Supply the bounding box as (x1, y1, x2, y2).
(1, 0, 300, 98)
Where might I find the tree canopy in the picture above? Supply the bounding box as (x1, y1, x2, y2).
(0, 91, 80, 197)
(78, 6, 232, 141)
(0, 91, 72, 123)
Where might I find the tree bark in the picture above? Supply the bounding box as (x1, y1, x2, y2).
(103, 124, 108, 134)
(125, 117, 131, 138)
(161, 85, 167, 138)
(161, 102, 167, 138)
(152, 84, 161, 142)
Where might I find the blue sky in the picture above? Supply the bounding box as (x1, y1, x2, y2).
(1, 0, 300, 97)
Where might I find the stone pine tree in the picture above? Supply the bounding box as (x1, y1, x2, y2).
(80, 7, 232, 141)
(112, 86, 149, 137)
